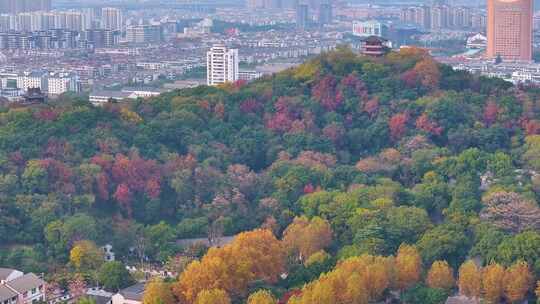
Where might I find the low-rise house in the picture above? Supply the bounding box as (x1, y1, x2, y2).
(0, 269, 46, 304)
(89, 90, 131, 106)
(111, 283, 145, 304)
(176, 236, 235, 249)
(445, 296, 479, 304)
(86, 288, 113, 304)
(6, 273, 47, 304)
(0, 285, 18, 304)
(0, 269, 23, 284)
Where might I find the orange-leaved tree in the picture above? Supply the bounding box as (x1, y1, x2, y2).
(482, 263, 505, 304)
(412, 58, 441, 90)
(173, 229, 285, 304)
(142, 278, 175, 304)
(282, 216, 332, 261)
(194, 289, 231, 304)
(288, 254, 395, 304)
(426, 260, 454, 291)
(503, 260, 533, 303)
(246, 290, 277, 304)
(458, 260, 481, 298)
(394, 244, 422, 290)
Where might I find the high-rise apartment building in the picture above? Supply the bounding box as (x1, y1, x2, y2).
(0, 0, 51, 14)
(264, 0, 282, 9)
(471, 13, 486, 29)
(206, 45, 239, 86)
(126, 25, 162, 44)
(17, 71, 48, 92)
(101, 7, 122, 31)
(318, 3, 332, 26)
(48, 72, 81, 95)
(450, 6, 472, 28)
(401, 4, 477, 30)
(296, 4, 309, 29)
(282, 0, 299, 9)
(400, 6, 431, 29)
(431, 5, 449, 30)
(54, 11, 84, 31)
(81, 29, 119, 48)
(246, 0, 281, 9)
(246, 0, 265, 9)
(352, 20, 388, 37)
(0, 15, 13, 32)
(487, 0, 533, 62)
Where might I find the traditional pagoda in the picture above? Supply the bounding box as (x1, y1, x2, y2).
(360, 36, 390, 57)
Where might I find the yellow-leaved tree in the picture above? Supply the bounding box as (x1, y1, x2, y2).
(394, 244, 422, 290)
(482, 263, 505, 304)
(426, 260, 454, 291)
(304, 250, 330, 267)
(142, 278, 175, 304)
(503, 260, 533, 303)
(282, 216, 333, 261)
(458, 260, 481, 298)
(287, 254, 397, 304)
(246, 290, 277, 304)
(69, 240, 104, 271)
(173, 229, 285, 304)
(194, 289, 230, 304)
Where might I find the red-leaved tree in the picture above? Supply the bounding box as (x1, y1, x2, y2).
(483, 101, 499, 126)
(389, 112, 409, 141)
(416, 113, 443, 136)
(312, 75, 343, 111)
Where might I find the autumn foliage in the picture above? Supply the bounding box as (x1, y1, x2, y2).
(503, 260, 533, 303)
(247, 290, 277, 304)
(426, 260, 454, 290)
(456, 260, 534, 303)
(142, 278, 175, 304)
(312, 75, 343, 111)
(482, 263, 505, 303)
(173, 229, 285, 303)
(194, 289, 231, 304)
(389, 112, 410, 141)
(416, 113, 443, 136)
(480, 191, 540, 233)
(282, 216, 333, 261)
(5, 42, 540, 304)
(483, 101, 499, 126)
(69, 240, 104, 270)
(414, 58, 441, 90)
(458, 260, 482, 298)
(394, 245, 422, 290)
(288, 254, 394, 304)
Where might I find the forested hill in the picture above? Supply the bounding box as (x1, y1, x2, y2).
(2, 46, 540, 303)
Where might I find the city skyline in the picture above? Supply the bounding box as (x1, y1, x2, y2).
(0, 0, 51, 14)
(0, 0, 536, 100)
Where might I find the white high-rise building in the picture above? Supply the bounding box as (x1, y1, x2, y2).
(352, 20, 387, 37)
(48, 72, 80, 95)
(206, 44, 239, 86)
(17, 71, 48, 92)
(0, 14, 14, 32)
(81, 8, 96, 30)
(101, 7, 122, 31)
(16, 13, 32, 31)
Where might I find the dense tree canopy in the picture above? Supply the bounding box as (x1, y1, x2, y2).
(2, 47, 540, 303)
